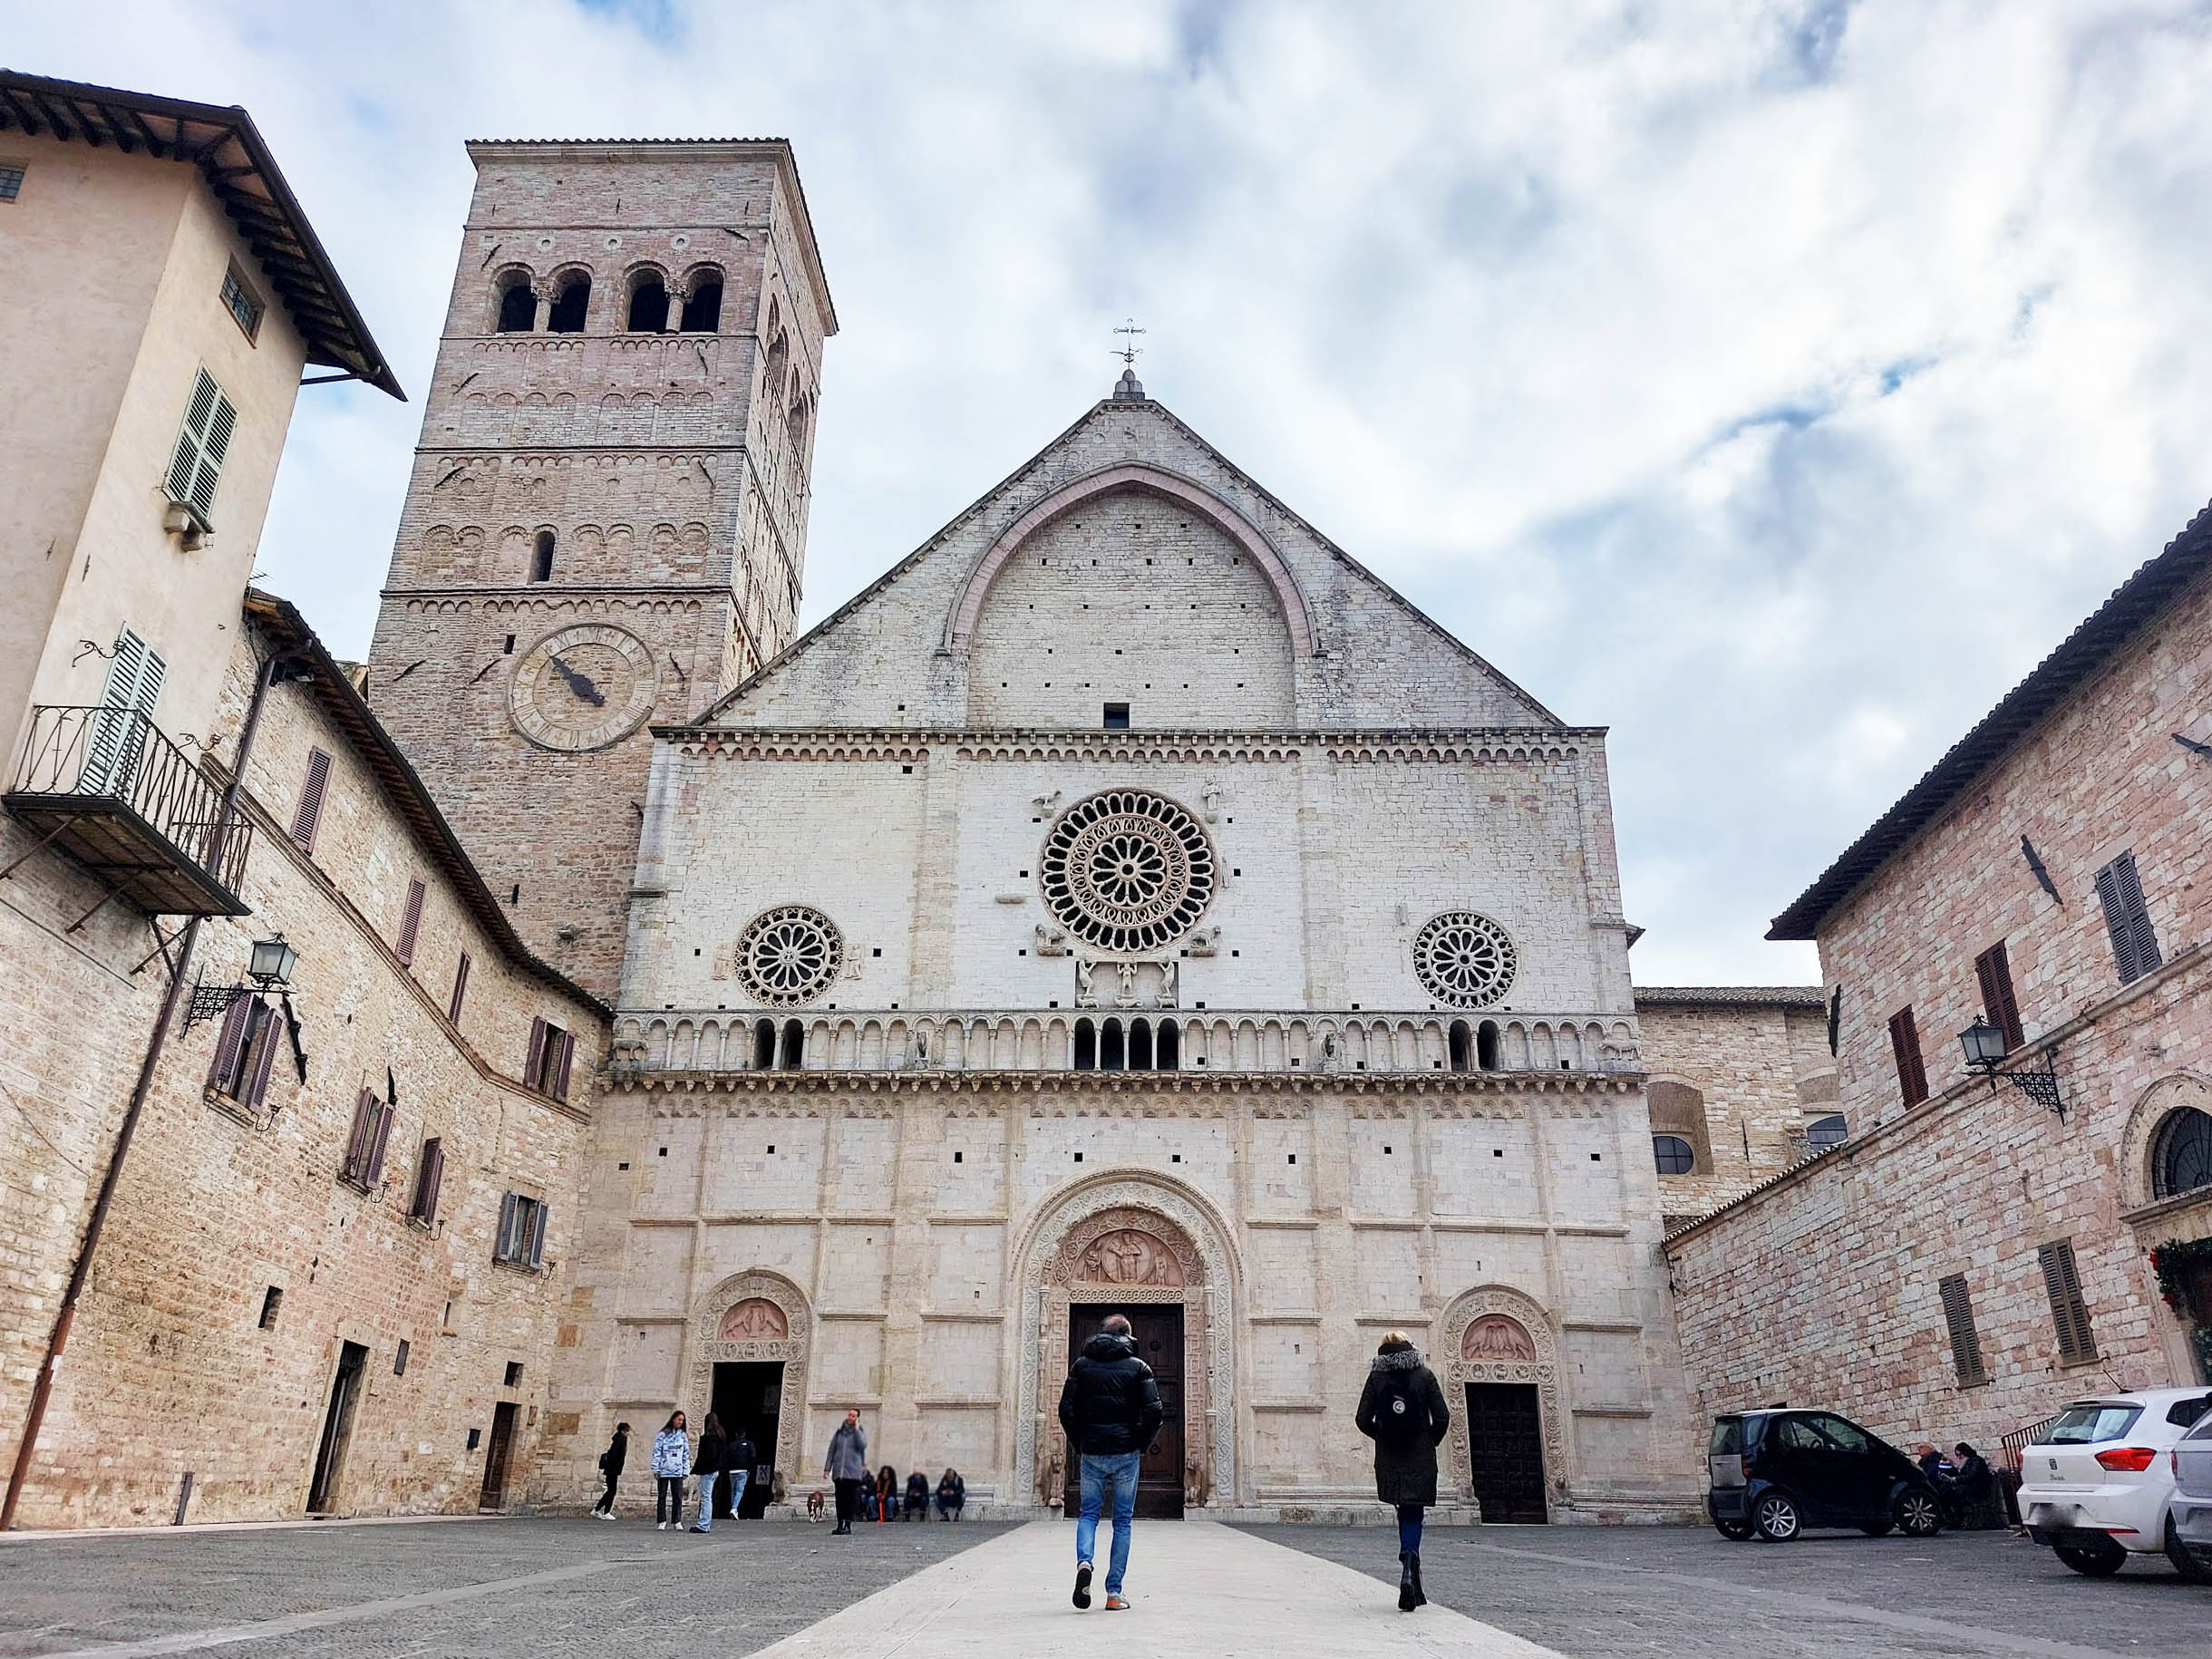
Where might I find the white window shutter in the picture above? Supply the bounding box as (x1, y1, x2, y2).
(166, 369, 235, 522)
(82, 628, 165, 793)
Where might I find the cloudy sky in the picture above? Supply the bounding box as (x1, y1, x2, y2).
(22, 1, 2212, 985)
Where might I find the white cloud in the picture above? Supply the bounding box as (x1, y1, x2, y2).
(20, 0, 2212, 984)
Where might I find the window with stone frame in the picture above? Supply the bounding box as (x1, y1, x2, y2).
(494, 1192, 548, 1268)
(524, 1016, 575, 1101)
(1647, 1080, 1713, 1173)
(339, 1088, 394, 1192)
(409, 1137, 445, 1225)
(2093, 851, 2161, 985)
(207, 994, 281, 1110)
(1887, 1006, 1928, 1107)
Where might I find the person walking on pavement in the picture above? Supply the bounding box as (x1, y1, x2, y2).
(689, 1412, 732, 1532)
(592, 1421, 630, 1518)
(824, 1408, 868, 1535)
(1355, 1330, 1450, 1612)
(726, 1423, 758, 1520)
(651, 1411, 690, 1530)
(1057, 1312, 1163, 1612)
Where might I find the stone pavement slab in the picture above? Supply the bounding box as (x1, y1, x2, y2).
(745, 1518, 1565, 1658)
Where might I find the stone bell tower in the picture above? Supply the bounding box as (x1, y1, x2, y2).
(367, 140, 836, 999)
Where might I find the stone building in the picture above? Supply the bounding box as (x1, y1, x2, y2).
(541, 370, 1706, 1525)
(365, 139, 837, 1002)
(1666, 504, 2212, 1451)
(0, 73, 603, 1529)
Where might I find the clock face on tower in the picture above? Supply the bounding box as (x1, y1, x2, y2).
(509, 623, 660, 752)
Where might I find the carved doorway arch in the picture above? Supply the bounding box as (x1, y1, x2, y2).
(686, 1270, 811, 1492)
(1012, 1173, 1238, 1512)
(1439, 1285, 1567, 1518)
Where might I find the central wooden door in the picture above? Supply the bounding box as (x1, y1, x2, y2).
(1465, 1382, 1547, 1523)
(1066, 1303, 1184, 1518)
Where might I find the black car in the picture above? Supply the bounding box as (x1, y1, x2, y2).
(1707, 1409, 1945, 1541)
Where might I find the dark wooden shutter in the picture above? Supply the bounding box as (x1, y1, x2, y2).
(524, 1017, 548, 1092)
(496, 1191, 519, 1261)
(1937, 1274, 1986, 1384)
(448, 953, 471, 1025)
(395, 879, 426, 965)
(364, 1101, 395, 1187)
(290, 748, 332, 852)
(2038, 1239, 2097, 1363)
(1887, 1007, 1928, 1106)
(243, 1003, 281, 1108)
(525, 1199, 548, 1268)
(412, 1138, 444, 1223)
(2094, 853, 2160, 985)
(342, 1089, 379, 1185)
(208, 994, 252, 1091)
(549, 1028, 574, 1101)
(1974, 943, 2023, 1051)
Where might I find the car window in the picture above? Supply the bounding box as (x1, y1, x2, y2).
(2040, 1403, 2143, 1444)
(2182, 1411, 2212, 1442)
(1710, 1420, 1743, 1455)
(2165, 1395, 2212, 1429)
(1776, 1417, 1828, 1450)
(1810, 1415, 1870, 1453)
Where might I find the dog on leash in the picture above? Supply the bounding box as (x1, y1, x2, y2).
(806, 1488, 827, 1522)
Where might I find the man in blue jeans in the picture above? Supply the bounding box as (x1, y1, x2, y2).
(1056, 1313, 1163, 1611)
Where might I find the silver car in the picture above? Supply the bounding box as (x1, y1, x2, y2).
(2168, 1410, 2212, 1583)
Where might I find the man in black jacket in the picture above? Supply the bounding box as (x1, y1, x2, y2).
(1056, 1313, 1163, 1611)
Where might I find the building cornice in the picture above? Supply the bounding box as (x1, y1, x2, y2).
(603, 1068, 1644, 1101)
(651, 726, 1604, 764)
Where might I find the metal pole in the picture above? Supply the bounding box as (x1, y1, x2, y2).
(2, 652, 287, 1529)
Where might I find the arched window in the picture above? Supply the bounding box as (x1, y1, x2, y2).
(530, 530, 555, 583)
(1807, 1113, 1848, 1151)
(626, 272, 668, 333)
(1648, 1081, 1712, 1172)
(788, 393, 810, 461)
(1448, 1021, 1471, 1073)
(1101, 1018, 1126, 1072)
(1156, 1021, 1179, 1071)
(1476, 1020, 1500, 1072)
(547, 273, 590, 333)
(2153, 1106, 2212, 1198)
(780, 1020, 805, 1070)
(753, 1019, 776, 1071)
(495, 276, 536, 334)
(1073, 1018, 1096, 1072)
(681, 275, 723, 332)
(1653, 1134, 1696, 1176)
(1130, 1019, 1153, 1072)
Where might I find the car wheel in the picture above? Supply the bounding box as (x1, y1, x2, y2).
(1860, 1521, 1894, 1538)
(2166, 1518, 2212, 1585)
(1752, 1491, 1802, 1542)
(2052, 1538, 2128, 1577)
(1894, 1490, 1943, 1538)
(1713, 1517, 1753, 1541)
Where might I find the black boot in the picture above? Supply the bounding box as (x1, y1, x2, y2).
(1398, 1551, 1418, 1612)
(1410, 1551, 1427, 1608)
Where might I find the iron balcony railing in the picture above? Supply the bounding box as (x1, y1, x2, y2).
(5, 704, 251, 916)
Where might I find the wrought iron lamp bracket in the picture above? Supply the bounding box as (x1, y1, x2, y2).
(1978, 1049, 2065, 1119)
(182, 980, 254, 1031)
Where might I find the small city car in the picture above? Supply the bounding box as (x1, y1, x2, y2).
(2167, 1410, 2212, 1583)
(1707, 1409, 1945, 1542)
(2019, 1387, 2212, 1577)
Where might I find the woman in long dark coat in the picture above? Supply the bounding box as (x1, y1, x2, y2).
(1355, 1330, 1450, 1612)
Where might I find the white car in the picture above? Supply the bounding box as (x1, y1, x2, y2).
(2018, 1386, 2212, 1576)
(2167, 1410, 2212, 1583)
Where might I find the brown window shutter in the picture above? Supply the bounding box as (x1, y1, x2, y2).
(290, 748, 332, 852)
(208, 994, 252, 1091)
(364, 1101, 395, 1187)
(1887, 1007, 1927, 1106)
(1936, 1274, 1986, 1385)
(496, 1190, 519, 1260)
(413, 1137, 444, 1223)
(525, 1199, 548, 1268)
(342, 1089, 378, 1184)
(550, 1029, 574, 1101)
(525, 1017, 548, 1091)
(243, 1004, 281, 1108)
(395, 879, 426, 965)
(2039, 1240, 2097, 1362)
(1974, 943, 2024, 1052)
(448, 953, 472, 1025)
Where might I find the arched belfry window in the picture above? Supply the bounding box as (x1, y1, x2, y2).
(1448, 1021, 1472, 1073)
(495, 275, 536, 334)
(2152, 1105, 2212, 1199)
(530, 531, 555, 583)
(547, 273, 590, 333)
(626, 272, 668, 333)
(681, 273, 723, 332)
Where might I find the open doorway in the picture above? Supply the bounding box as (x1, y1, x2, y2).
(306, 1341, 368, 1514)
(712, 1361, 783, 1518)
(1464, 1382, 1547, 1523)
(479, 1401, 519, 1512)
(1065, 1304, 1184, 1518)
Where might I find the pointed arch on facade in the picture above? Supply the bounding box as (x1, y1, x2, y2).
(945, 463, 1315, 659)
(684, 1268, 813, 1489)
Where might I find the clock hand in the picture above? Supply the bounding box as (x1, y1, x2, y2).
(548, 655, 606, 707)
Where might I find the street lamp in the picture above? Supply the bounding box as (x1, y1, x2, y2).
(247, 935, 298, 986)
(1955, 1013, 2064, 1118)
(1957, 1014, 2007, 1072)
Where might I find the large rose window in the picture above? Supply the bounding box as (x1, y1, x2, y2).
(1412, 911, 1518, 1008)
(735, 905, 843, 1006)
(1039, 790, 1216, 953)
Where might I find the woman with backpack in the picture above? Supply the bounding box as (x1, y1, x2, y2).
(651, 1411, 690, 1529)
(1355, 1331, 1450, 1612)
(592, 1421, 629, 1518)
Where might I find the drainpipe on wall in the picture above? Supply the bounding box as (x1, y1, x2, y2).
(2, 647, 296, 1530)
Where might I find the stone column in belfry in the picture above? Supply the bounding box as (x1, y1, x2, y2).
(366, 139, 837, 1000)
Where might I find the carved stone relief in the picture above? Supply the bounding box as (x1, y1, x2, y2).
(1462, 1314, 1538, 1362)
(719, 1298, 789, 1341)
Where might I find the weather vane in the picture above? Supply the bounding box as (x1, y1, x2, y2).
(1113, 318, 1145, 367)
